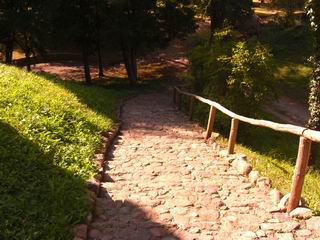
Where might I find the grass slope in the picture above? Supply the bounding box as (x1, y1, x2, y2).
(260, 20, 313, 102)
(0, 65, 131, 239)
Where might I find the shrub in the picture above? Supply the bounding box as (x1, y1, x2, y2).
(185, 28, 277, 117)
(206, 0, 253, 29)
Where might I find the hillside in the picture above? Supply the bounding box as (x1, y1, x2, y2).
(0, 65, 122, 239)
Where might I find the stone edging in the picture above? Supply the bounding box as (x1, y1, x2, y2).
(73, 98, 126, 240)
(217, 143, 316, 219)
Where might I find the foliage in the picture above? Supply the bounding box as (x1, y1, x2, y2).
(52, 0, 106, 84)
(206, 0, 253, 30)
(305, 0, 320, 164)
(257, 20, 313, 102)
(185, 29, 277, 116)
(0, 0, 196, 84)
(0, 0, 48, 67)
(0, 65, 127, 239)
(108, 0, 196, 84)
(191, 0, 209, 15)
(272, 0, 305, 26)
(307, 0, 320, 129)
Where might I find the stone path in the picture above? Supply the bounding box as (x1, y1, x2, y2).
(89, 91, 320, 240)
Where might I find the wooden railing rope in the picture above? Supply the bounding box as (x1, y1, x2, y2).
(174, 87, 320, 143)
(173, 86, 317, 213)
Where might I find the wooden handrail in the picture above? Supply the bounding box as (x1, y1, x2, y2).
(174, 86, 316, 213)
(175, 87, 320, 143)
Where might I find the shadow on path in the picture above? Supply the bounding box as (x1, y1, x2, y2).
(89, 143, 181, 240)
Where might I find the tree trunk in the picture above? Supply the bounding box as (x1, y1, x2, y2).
(121, 41, 137, 84)
(5, 35, 14, 64)
(95, 0, 104, 79)
(121, 45, 133, 82)
(25, 49, 31, 72)
(209, 16, 214, 46)
(82, 43, 92, 84)
(130, 47, 137, 82)
(97, 39, 104, 78)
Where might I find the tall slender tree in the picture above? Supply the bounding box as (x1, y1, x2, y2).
(109, 0, 196, 84)
(0, 0, 17, 63)
(54, 0, 98, 84)
(0, 0, 47, 69)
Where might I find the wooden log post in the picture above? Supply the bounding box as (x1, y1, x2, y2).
(205, 106, 216, 140)
(287, 137, 312, 212)
(227, 118, 239, 155)
(173, 88, 177, 104)
(189, 97, 195, 120)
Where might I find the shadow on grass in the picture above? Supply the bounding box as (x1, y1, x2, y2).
(0, 120, 180, 240)
(260, 22, 313, 64)
(0, 121, 88, 240)
(34, 72, 165, 124)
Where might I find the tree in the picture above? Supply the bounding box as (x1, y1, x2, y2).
(15, 0, 47, 71)
(306, 0, 320, 165)
(206, 0, 253, 42)
(0, 0, 17, 63)
(109, 0, 196, 84)
(0, 0, 48, 69)
(53, 0, 99, 84)
(185, 29, 276, 116)
(272, 0, 305, 26)
(93, 0, 110, 78)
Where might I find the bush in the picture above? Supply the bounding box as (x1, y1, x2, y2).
(206, 0, 253, 29)
(185, 28, 277, 117)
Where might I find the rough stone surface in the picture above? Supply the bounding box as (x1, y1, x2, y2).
(237, 160, 252, 176)
(249, 171, 259, 185)
(296, 229, 312, 237)
(279, 193, 304, 210)
(275, 233, 294, 240)
(257, 177, 272, 188)
(306, 216, 320, 231)
(88, 92, 319, 240)
(270, 188, 282, 205)
(74, 224, 88, 239)
(289, 207, 313, 220)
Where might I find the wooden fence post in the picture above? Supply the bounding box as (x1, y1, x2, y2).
(287, 137, 311, 212)
(189, 97, 195, 120)
(173, 88, 177, 104)
(227, 118, 239, 155)
(205, 106, 216, 140)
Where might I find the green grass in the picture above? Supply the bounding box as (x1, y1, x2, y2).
(0, 64, 159, 239)
(273, 59, 312, 102)
(260, 22, 313, 102)
(232, 126, 320, 216)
